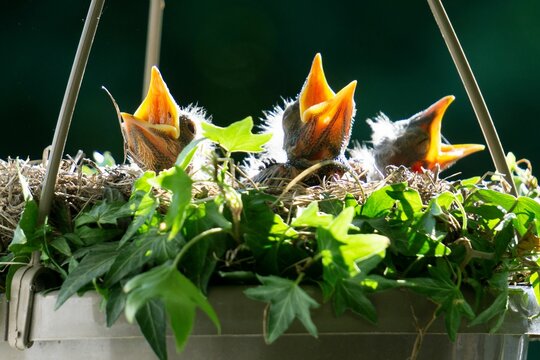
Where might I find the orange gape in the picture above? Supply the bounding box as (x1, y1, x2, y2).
(370, 96, 485, 174)
(283, 53, 357, 164)
(118, 67, 196, 172)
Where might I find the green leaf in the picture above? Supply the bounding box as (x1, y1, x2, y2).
(244, 275, 319, 343)
(201, 116, 272, 153)
(16, 164, 33, 201)
(50, 236, 72, 257)
(181, 202, 230, 292)
(402, 262, 474, 341)
(106, 285, 127, 327)
(340, 234, 389, 273)
(292, 202, 333, 228)
(75, 201, 132, 228)
(333, 278, 377, 323)
(360, 183, 403, 218)
(175, 137, 207, 170)
(387, 186, 423, 220)
(55, 244, 118, 309)
(469, 291, 508, 329)
(75, 225, 123, 246)
(151, 166, 193, 240)
(124, 263, 220, 353)
(119, 173, 159, 246)
(9, 199, 39, 254)
(241, 191, 301, 275)
(313, 207, 390, 299)
(104, 237, 154, 287)
(136, 299, 167, 360)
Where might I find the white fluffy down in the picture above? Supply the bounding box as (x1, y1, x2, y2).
(366, 113, 398, 146)
(181, 104, 215, 180)
(241, 99, 294, 178)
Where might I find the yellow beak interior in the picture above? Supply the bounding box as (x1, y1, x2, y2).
(132, 66, 180, 140)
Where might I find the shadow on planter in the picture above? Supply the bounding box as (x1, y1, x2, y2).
(1, 286, 539, 360)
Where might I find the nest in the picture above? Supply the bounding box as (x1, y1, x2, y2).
(0, 157, 141, 249)
(0, 155, 457, 251)
(250, 161, 453, 209)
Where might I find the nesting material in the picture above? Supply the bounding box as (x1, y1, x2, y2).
(0, 158, 142, 249)
(0, 154, 470, 251)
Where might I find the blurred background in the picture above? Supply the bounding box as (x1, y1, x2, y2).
(2, 0, 539, 180)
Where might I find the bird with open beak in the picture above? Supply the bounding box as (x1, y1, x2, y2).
(349, 95, 485, 180)
(117, 66, 208, 173)
(246, 53, 357, 186)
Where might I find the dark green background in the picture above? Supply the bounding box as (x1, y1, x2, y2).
(2, 0, 540, 357)
(3, 0, 540, 179)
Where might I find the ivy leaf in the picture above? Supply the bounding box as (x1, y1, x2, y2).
(181, 202, 231, 292)
(104, 236, 154, 287)
(317, 207, 390, 298)
(333, 278, 377, 323)
(469, 272, 509, 331)
(55, 243, 119, 309)
(403, 262, 475, 340)
(9, 199, 39, 254)
(135, 299, 167, 360)
(244, 275, 319, 344)
(50, 236, 72, 257)
(175, 137, 207, 170)
(292, 202, 333, 228)
(241, 191, 301, 275)
(124, 263, 220, 353)
(75, 225, 123, 246)
(386, 186, 423, 220)
(74, 201, 132, 228)
(119, 172, 159, 246)
(150, 166, 193, 239)
(105, 284, 127, 327)
(201, 116, 272, 153)
(360, 183, 401, 218)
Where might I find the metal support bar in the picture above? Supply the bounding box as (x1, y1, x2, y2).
(427, 0, 518, 196)
(142, 0, 165, 98)
(7, 0, 105, 350)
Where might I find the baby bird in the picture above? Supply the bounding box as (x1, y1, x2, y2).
(118, 66, 208, 172)
(247, 53, 357, 186)
(350, 96, 485, 179)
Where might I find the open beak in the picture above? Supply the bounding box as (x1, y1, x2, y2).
(413, 95, 485, 171)
(292, 53, 357, 161)
(120, 66, 182, 170)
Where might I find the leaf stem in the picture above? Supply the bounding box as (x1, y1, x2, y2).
(173, 228, 226, 268)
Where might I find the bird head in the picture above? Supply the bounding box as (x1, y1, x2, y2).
(120, 66, 197, 172)
(283, 53, 357, 166)
(371, 95, 485, 172)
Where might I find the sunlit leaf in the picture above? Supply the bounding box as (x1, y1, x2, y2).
(150, 166, 193, 239)
(124, 263, 220, 353)
(292, 202, 333, 228)
(201, 116, 272, 153)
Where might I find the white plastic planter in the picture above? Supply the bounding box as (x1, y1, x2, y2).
(1, 286, 539, 360)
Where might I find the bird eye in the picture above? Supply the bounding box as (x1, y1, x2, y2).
(416, 138, 429, 155)
(186, 119, 196, 135)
